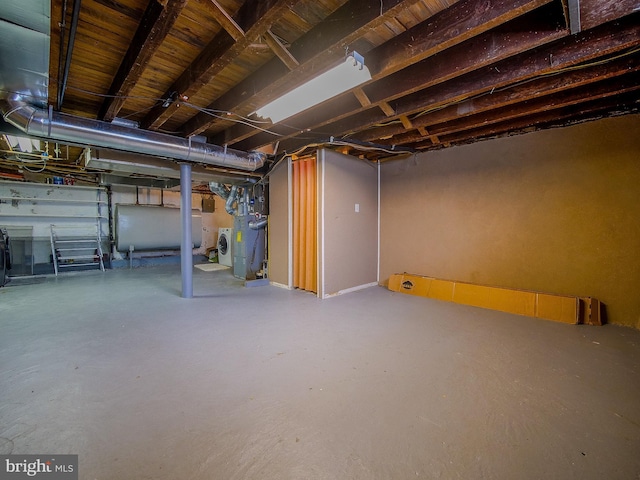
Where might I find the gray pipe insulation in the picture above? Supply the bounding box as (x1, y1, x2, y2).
(249, 217, 268, 230)
(225, 185, 239, 215)
(0, 94, 266, 171)
(209, 181, 267, 230)
(208, 182, 230, 199)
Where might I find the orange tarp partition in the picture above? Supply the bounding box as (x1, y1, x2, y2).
(292, 157, 317, 293)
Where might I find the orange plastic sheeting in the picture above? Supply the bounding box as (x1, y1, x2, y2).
(388, 273, 594, 325)
(292, 157, 317, 293)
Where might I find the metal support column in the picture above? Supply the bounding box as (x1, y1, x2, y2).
(180, 162, 193, 298)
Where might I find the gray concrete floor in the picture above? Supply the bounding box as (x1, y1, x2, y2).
(1, 265, 639, 479)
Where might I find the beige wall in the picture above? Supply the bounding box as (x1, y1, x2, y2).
(267, 151, 378, 294)
(268, 159, 290, 287)
(380, 114, 640, 329)
(319, 149, 378, 297)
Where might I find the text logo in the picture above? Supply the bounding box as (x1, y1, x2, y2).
(0, 456, 77, 480)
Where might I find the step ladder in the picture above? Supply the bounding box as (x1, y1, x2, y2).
(50, 223, 105, 275)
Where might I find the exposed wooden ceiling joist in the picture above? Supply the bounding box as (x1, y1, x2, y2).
(181, 0, 424, 137)
(208, 0, 246, 41)
(220, 0, 568, 148)
(263, 30, 300, 70)
(272, 14, 640, 155)
(365, 54, 640, 144)
(98, 0, 189, 122)
(141, 0, 302, 130)
(3, 0, 637, 182)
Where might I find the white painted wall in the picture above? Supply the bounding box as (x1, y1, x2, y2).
(0, 181, 234, 271)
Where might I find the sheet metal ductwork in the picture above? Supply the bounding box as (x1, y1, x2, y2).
(209, 182, 241, 215)
(225, 185, 240, 216)
(0, 94, 266, 172)
(87, 148, 258, 185)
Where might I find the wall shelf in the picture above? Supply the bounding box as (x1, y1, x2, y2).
(0, 213, 108, 219)
(0, 196, 107, 204)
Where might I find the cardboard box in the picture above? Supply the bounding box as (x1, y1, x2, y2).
(388, 273, 599, 326)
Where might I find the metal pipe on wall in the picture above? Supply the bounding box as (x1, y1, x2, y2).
(180, 163, 193, 298)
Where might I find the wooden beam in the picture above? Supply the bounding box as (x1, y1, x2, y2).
(263, 30, 299, 70)
(353, 88, 372, 107)
(141, 0, 301, 130)
(379, 102, 396, 116)
(579, 0, 639, 31)
(99, 0, 188, 122)
(389, 19, 640, 126)
(209, 0, 245, 41)
(399, 115, 413, 130)
(396, 70, 640, 146)
(182, 0, 422, 136)
(223, 5, 567, 148)
(429, 90, 640, 149)
(368, 0, 553, 76)
(417, 126, 439, 144)
(358, 53, 640, 143)
(366, 5, 567, 104)
(270, 17, 640, 155)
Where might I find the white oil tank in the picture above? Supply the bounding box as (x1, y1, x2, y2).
(115, 204, 202, 251)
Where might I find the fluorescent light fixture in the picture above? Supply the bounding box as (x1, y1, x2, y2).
(255, 51, 372, 123)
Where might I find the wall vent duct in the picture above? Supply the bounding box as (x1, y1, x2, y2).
(86, 148, 258, 185)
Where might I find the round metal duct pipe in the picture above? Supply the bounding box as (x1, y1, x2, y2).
(1, 94, 266, 171)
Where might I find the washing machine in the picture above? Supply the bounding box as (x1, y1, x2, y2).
(217, 228, 233, 267)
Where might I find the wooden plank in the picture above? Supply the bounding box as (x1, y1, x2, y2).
(429, 90, 640, 148)
(263, 30, 300, 70)
(379, 102, 396, 116)
(182, 0, 424, 136)
(230, 7, 567, 149)
(356, 52, 640, 142)
(274, 15, 640, 154)
(399, 115, 413, 129)
(382, 17, 640, 125)
(579, 0, 639, 31)
(368, 0, 553, 76)
(353, 88, 372, 107)
(141, 0, 303, 130)
(208, 0, 245, 41)
(417, 125, 440, 144)
(388, 66, 640, 146)
(99, 0, 188, 122)
(366, 5, 567, 104)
